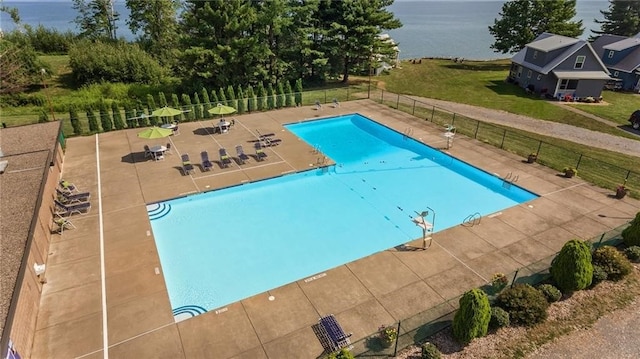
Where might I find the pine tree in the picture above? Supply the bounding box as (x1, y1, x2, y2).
(452, 289, 491, 344)
(622, 212, 640, 247)
(550, 239, 593, 292)
(86, 106, 99, 133)
(294, 78, 303, 106)
(181, 94, 194, 121)
(99, 99, 113, 132)
(256, 81, 266, 111)
(112, 101, 125, 130)
(246, 85, 256, 112)
(146, 94, 158, 126)
(210, 89, 219, 106)
(193, 92, 203, 120)
(123, 102, 135, 128)
(236, 85, 245, 114)
(267, 83, 275, 110)
(171, 93, 182, 123)
(218, 87, 227, 107)
(226, 85, 237, 109)
(276, 82, 285, 108)
(284, 80, 294, 107)
(201, 88, 212, 119)
(136, 99, 148, 127)
(593, 0, 640, 37)
(69, 105, 82, 135)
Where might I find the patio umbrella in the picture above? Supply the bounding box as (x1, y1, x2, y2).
(137, 127, 173, 139)
(208, 103, 236, 118)
(151, 106, 183, 117)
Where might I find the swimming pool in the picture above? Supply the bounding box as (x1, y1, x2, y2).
(149, 113, 538, 320)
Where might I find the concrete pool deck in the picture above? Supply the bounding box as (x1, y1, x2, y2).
(32, 100, 640, 358)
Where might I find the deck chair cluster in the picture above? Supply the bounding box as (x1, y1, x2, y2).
(317, 315, 352, 353)
(55, 180, 91, 216)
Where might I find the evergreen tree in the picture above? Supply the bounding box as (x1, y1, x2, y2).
(86, 106, 100, 133)
(236, 85, 245, 114)
(125, 0, 179, 66)
(38, 110, 48, 123)
(69, 105, 82, 135)
(267, 83, 275, 110)
(158, 91, 169, 124)
(226, 85, 237, 109)
(210, 88, 219, 106)
(246, 85, 256, 112)
(550, 239, 593, 292)
(146, 94, 158, 126)
(622, 212, 640, 247)
(136, 99, 148, 126)
(193, 92, 203, 120)
(294, 78, 303, 106)
(181, 94, 194, 121)
(99, 99, 113, 132)
(284, 80, 294, 107)
(256, 81, 266, 111)
(276, 82, 285, 108)
(593, 0, 640, 37)
(171, 93, 182, 122)
(201, 88, 212, 119)
(489, 0, 583, 54)
(452, 289, 491, 344)
(123, 102, 135, 128)
(218, 87, 227, 107)
(112, 101, 125, 130)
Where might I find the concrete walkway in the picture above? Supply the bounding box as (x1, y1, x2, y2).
(31, 100, 640, 358)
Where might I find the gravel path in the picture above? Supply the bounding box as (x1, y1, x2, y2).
(406, 96, 640, 158)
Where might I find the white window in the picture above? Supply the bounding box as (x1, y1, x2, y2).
(608, 50, 614, 58)
(574, 56, 586, 69)
(527, 70, 532, 78)
(614, 71, 619, 77)
(537, 74, 542, 81)
(559, 79, 579, 90)
(533, 50, 538, 59)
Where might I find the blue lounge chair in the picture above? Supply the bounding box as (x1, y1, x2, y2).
(201, 151, 213, 171)
(219, 148, 232, 168)
(181, 154, 195, 175)
(235, 145, 250, 164)
(56, 188, 91, 204)
(254, 142, 268, 161)
(54, 199, 91, 216)
(59, 180, 79, 193)
(317, 315, 352, 353)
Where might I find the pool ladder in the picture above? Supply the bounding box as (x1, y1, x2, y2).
(403, 127, 414, 139)
(502, 172, 519, 189)
(312, 144, 322, 154)
(462, 212, 481, 227)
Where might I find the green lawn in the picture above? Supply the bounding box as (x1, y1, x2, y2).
(382, 59, 640, 138)
(567, 90, 639, 126)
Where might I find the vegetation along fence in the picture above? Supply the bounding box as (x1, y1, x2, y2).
(340, 222, 630, 358)
(370, 88, 640, 198)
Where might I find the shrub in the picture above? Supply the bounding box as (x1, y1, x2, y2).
(622, 213, 640, 247)
(495, 284, 549, 326)
(452, 289, 491, 344)
(623, 246, 640, 262)
(550, 239, 593, 292)
(421, 342, 442, 359)
(592, 246, 632, 281)
(327, 348, 354, 359)
(591, 265, 608, 286)
(537, 284, 562, 303)
(489, 306, 510, 329)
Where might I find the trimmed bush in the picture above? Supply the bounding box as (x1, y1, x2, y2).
(452, 289, 491, 344)
(550, 239, 593, 292)
(622, 212, 640, 247)
(495, 284, 549, 326)
(592, 246, 633, 281)
(624, 246, 640, 262)
(537, 284, 562, 303)
(421, 342, 442, 359)
(327, 348, 354, 359)
(591, 264, 608, 287)
(489, 306, 510, 329)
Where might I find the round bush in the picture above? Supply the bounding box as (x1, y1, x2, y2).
(590, 264, 608, 287)
(537, 284, 562, 303)
(328, 348, 355, 359)
(489, 306, 510, 329)
(452, 289, 491, 344)
(550, 239, 593, 292)
(622, 213, 640, 247)
(495, 284, 549, 326)
(623, 246, 640, 262)
(421, 342, 442, 359)
(592, 246, 633, 281)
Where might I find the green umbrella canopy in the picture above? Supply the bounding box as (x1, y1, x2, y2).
(151, 106, 183, 117)
(137, 127, 173, 139)
(208, 103, 237, 115)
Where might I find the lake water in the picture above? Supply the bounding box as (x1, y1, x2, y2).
(1, 0, 609, 60)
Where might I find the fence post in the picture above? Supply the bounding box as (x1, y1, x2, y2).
(575, 153, 583, 169)
(393, 321, 401, 357)
(536, 141, 542, 156)
(510, 269, 519, 288)
(396, 94, 400, 109)
(452, 113, 456, 127)
(324, 90, 327, 104)
(430, 106, 435, 122)
(597, 233, 605, 247)
(412, 100, 416, 116)
(500, 129, 506, 149)
(474, 121, 480, 139)
(347, 87, 350, 101)
(381, 90, 385, 104)
(625, 170, 631, 182)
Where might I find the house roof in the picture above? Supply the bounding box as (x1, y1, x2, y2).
(608, 45, 640, 73)
(552, 70, 613, 80)
(0, 121, 61, 338)
(591, 34, 627, 57)
(512, 33, 610, 77)
(603, 37, 640, 51)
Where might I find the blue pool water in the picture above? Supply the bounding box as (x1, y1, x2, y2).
(149, 113, 537, 319)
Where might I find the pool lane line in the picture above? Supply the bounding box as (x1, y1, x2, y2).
(95, 134, 109, 359)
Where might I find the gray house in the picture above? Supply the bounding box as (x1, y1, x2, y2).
(591, 33, 640, 92)
(509, 33, 611, 100)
